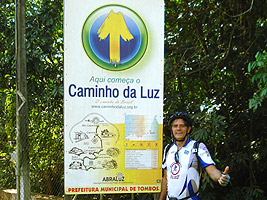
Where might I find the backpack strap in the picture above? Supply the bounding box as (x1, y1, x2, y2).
(193, 141, 202, 174)
(192, 141, 200, 159)
(162, 142, 174, 165)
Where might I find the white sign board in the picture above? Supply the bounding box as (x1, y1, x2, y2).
(64, 0, 164, 194)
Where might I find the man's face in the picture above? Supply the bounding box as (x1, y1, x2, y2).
(171, 118, 191, 141)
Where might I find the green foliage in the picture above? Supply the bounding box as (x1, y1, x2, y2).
(164, 0, 267, 199)
(25, 0, 64, 195)
(0, 88, 16, 189)
(1, 0, 267, 199)
(248, 50, 267, 110)
(1, 0, 64, 196)
(0, 0, 16, 189)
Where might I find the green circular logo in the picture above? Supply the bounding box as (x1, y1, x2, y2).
(82, 4, 148, 71)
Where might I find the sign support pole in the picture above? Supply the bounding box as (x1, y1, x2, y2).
(15, 0, 31, 199)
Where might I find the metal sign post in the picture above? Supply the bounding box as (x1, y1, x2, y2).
(15, 0, 31, 199)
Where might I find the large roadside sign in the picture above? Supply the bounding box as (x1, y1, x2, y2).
(64, 0, 164, 194)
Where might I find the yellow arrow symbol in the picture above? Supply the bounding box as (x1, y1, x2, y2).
(97, 10, 134, 66)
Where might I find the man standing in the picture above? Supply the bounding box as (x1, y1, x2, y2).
(159, 112, 230, 200)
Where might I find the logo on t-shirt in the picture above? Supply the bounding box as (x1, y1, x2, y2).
(171, 163, 180, 176)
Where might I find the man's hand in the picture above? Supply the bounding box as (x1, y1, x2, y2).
(218, 166, 230, 186)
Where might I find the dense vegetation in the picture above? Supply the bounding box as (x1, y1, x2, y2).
(0, 0, 266, 199)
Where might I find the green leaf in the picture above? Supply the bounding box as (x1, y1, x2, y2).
(260, 87, 267, 97)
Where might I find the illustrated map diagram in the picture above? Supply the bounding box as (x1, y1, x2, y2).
(67, 113, 120, 171)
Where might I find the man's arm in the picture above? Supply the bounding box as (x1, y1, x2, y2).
(206, 165, 230, 186)
(159, 169, 167, 200)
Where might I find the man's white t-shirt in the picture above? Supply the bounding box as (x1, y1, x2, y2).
(162, 138, 215, 200)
